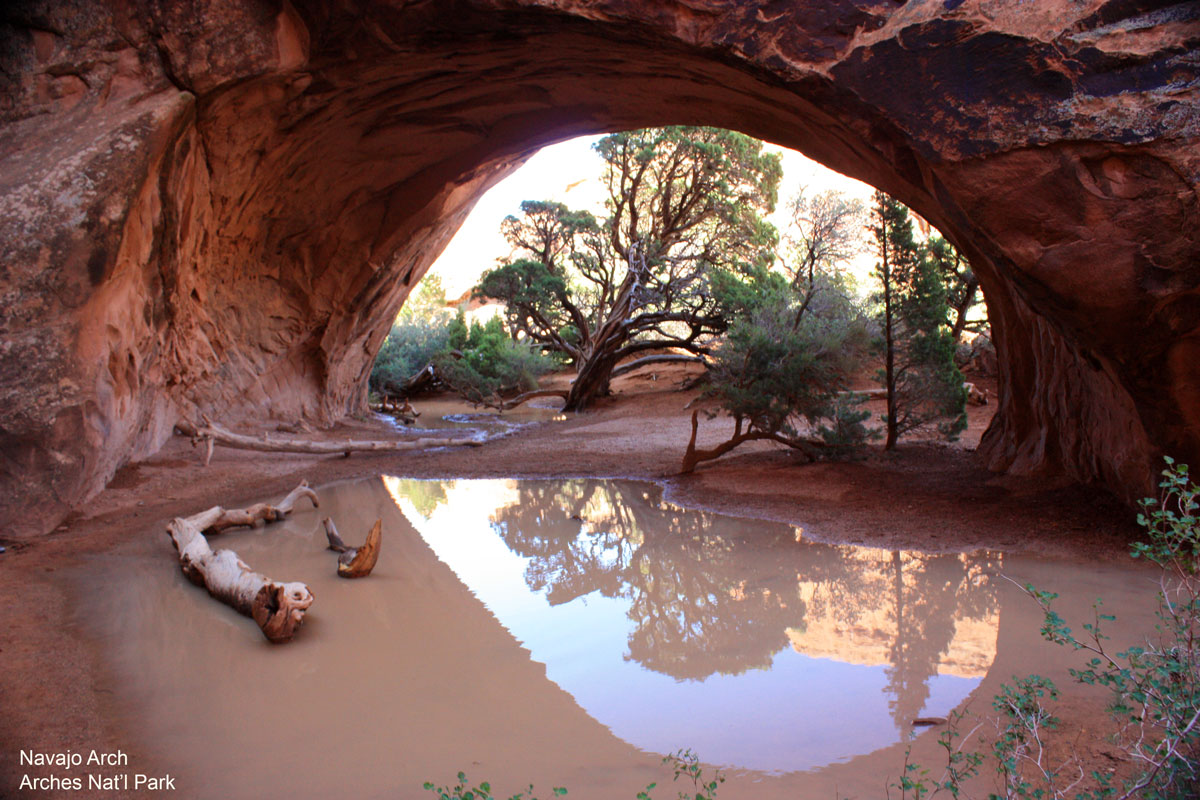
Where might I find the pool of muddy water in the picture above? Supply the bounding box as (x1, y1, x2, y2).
(70, 477, 1159, 799)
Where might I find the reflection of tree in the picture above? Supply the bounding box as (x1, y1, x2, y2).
(492, 480, 806, 680)
(488, 479, 999, 701)
(392, 479, 451, 518)
(883, 551, 1001, 731)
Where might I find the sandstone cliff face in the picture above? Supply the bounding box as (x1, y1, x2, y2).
(1, 0, 1197, 537)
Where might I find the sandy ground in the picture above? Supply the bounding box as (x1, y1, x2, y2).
(0, 365, 1145, 798)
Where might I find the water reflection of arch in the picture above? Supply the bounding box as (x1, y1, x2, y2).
(490, 479, 1002, 727)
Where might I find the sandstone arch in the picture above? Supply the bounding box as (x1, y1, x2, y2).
(1, 0, 1197, 538)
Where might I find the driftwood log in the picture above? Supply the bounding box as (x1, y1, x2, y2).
(200, 482, 319, 535)
(375, 396, 420, 425)
(177, 416, 482, 465)
(165, 482, 319, 643)
(383, 362, 440, 398)
(323, 517, 382, 578)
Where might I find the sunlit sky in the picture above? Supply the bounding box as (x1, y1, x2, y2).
(427, 135, 878, 299)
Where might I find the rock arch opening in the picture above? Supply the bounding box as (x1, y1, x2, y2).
(1, 0, 1197, 537)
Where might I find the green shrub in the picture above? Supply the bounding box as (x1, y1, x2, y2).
(369, 318, 451, 393)
(437, 314, 557, 407)
(422, 772, 565, 800)
(370, 275, 455, 393)
(423, 750, 724, 800)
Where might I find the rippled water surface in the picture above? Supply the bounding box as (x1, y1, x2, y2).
(72, 477, 1157, 799)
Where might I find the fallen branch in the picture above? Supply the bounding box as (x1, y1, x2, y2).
(383, 362, 440, 398)
(323, 517, 382, 578)
(375, 396, 421, 425)
(201, 482, 319, 535)
(165, 482, 318, 643)
(178, 416, 482, 464)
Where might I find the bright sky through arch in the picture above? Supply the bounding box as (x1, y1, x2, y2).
(426, 133, 877, 300)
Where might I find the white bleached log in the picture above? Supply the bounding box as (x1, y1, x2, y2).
(165, 482, 318, 643)
(177, 416, 482, 465)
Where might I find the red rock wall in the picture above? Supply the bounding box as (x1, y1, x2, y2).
(1, 0, 1197, 536)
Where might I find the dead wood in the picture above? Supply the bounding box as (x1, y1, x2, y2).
(375, 396, 421, 425)
(165, 482, 319, 643)
(201, 482, 320, 535)
(178, 416, 482, 463)
(963, 381, 988, 405)
(323, 516, 350, 553)
(323, 517, 382, 578)
(388, 362, 439, 397)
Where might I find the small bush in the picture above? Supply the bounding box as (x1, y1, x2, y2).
(369, 275, 455, 393)
(437, 314, 557, 407)
(423, 750, 724, 800)
(370, 318, 450, 392)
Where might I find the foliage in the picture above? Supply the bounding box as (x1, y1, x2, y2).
(653, 749, 725, 800)
(475, 126, 782, 411)
(680, 186, 873, 471)
(1038, 456, 1200, 799)
(780, 187, 867, 303)
(870, 191, 966, 449)
(894, 458, 1200, 800)
(422, 772, 565, 800)
(704, 274, 872, 449)
(892, 709, 986, 800)
(400, 274, 457, 326)
(369, 276, 454, 394)
(436, 312, 557, 408)
(924, 235, 985, 342)
(423, 750, 724, 800)
(368, 267, 557, 405)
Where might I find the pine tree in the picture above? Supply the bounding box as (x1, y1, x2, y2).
(870, 191, 966, 449)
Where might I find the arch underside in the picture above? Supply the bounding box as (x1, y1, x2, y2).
(1, 0, 1197, 537)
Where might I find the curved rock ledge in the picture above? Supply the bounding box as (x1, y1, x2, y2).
(1, 0, 1197, 537)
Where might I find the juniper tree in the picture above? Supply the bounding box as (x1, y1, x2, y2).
(680, 188, 873, 473)
(475, 126, 782, 411)
(923, 234, 985, 342)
